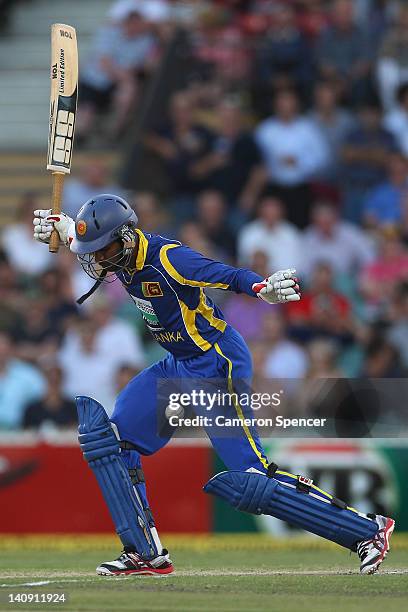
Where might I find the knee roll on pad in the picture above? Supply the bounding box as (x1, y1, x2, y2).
(204, 471, 378, 551)
(76, 395, 158, 559)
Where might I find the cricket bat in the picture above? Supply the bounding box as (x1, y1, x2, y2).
(46, 23, 78, 253)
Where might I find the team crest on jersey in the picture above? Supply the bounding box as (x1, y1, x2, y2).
(142, 282, 163, 298)
(76, 220, 87, 236)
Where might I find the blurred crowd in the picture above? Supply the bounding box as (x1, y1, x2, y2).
(1, 0, 408, 431)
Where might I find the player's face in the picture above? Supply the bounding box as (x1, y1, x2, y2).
(94, 240, 123, 271)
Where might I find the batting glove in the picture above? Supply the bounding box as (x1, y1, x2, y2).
(33, 209, 75, 247)
(252, 268, 301, 304)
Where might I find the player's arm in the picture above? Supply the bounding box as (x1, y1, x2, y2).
(33, 209, 75, 247)
(160, 244, 300, 304)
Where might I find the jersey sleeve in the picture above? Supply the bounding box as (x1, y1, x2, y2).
(160, 243, 263, 297)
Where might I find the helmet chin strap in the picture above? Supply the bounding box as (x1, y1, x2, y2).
(76, 269, 108, 305)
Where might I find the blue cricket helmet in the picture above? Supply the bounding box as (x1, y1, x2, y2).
(70, 194, 138, 255)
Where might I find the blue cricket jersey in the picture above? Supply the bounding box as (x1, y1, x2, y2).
(117, 230, 263, 360)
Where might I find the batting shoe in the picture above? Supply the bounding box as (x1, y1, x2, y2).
(357, 515, 395, 575)
(96, 549, 174, 576)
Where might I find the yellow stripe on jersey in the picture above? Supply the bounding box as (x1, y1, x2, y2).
(160, 244, 230, 289)
(179, 298, 212, 351)
(197, 289, 227, 333)
(134, 229, 149, 270)
(214, 343, 269, 471)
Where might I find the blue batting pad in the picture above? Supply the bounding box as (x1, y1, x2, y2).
(76, 396, 158, 559)
(204, 471, 378, 551)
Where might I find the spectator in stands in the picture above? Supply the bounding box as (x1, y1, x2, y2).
(59, 318, 112, 411)
(384, 83, 408, 157)
(315, 0, 374, 105)
(177, 219, 230, 308)
(306, 338, 343, 379)
(195, 20, 251, 86)
(62, 160, 125, 218)
(249, 248, 270, 280)
(59, 295, 145, 412)
(22, 366, 77, 430)
(308, 80, 356, 182)
(195, 190, 236, 260)
(302, 201, 375, 279)
(14, 298, 60, 364)
(263, 312, 309, 379)
(190, 99, 263, 210)
(297, 0, 330, 43)
(76, 9, 157, 141)
(377, 3, 408, 110)
(0, 251, 23, 336)
(115, 363, 142, 394)
(253, 2, 313, 108)
(293, 338, 344, 422)
(37, 268, 78, 335)
(1, 193, 52, 276)
(254, 88, 328, 228)
(363, 153, 408, 228)
(133, 192, 173, 236)
(89, 295, 145, 370)
(359, 229, 408, 319)
(340, 100, 397, 223)
(145, 90, 215, 211)
(362, 338, 404, 377)
(223, 250, 272, 343)
(287, 261, 355, 346)
(352, 0, 390, 41)
(53, 249, 96, 311)
(246, 339, 270, 392)
(237, 195, 301, 271)
(177, 220, 226, 263)
(0, 330, 45, 429)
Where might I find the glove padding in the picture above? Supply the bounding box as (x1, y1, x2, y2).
(33, 209, 75, 247)
(252, 268, 301, 304)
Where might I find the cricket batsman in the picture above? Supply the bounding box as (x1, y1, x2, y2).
(33, 195, 394, 576)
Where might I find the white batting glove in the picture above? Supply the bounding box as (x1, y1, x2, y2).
(252, 268, 301, 304)
(33, 209, 75, 247)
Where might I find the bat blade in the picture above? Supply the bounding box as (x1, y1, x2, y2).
(47, 23, 78, 174)
(47, 23, 78, 252)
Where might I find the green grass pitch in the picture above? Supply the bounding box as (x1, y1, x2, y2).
(0, 535, 407, 612)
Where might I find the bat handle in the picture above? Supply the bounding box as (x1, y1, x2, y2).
(49, 172, 65, 253)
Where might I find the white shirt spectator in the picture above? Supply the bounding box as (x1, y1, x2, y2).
(383, 108, 408, 156)
(59, 318, 145, 414)
(238, 219, 301, 271)
(97, 318, 145, 371)
(264, 340, 308, 379)
(1, 224, 52, 276)
(255, 117, 328, 186)
(301, 220, 375, 278)
(59, 343, 116, 413)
